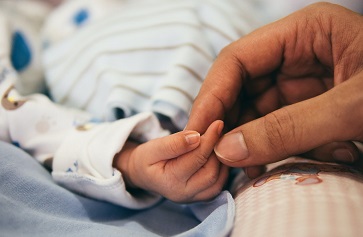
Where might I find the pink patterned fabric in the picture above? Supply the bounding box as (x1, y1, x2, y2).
(232, 158, 363, 237)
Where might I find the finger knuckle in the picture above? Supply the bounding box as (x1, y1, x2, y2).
(218, 44, 231, 57)
(263, 108, 297, 157)
(305, 2, 338, 15)
(205, 170, 219, 186)
(166, 137, 182, 156)
(195, 153, 209, 166)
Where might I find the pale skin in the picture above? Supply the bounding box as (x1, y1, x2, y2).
(186, 3, 363, 178)
(113, 120, 229, 203)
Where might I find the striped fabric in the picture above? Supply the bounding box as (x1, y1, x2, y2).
(42, 0, 261, 129)
(231, 158, 363, 237)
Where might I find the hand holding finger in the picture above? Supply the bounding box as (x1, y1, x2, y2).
(127, 120, 226, 202)
(167, 120, 224, 183)
(215, 73, 363, 168)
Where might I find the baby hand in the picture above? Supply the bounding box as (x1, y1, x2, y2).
(113, 120, 229, 203)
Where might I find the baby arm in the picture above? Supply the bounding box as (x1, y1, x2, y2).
(113, 120, 229, 203)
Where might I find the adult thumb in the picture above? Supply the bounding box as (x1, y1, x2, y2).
(214, 80, 361, 167)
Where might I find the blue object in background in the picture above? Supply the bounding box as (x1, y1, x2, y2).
(11, 31, 32, 72)
(73, 8, 89, 26)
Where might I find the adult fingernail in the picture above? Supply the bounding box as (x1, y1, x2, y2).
(214, 132, 249, 162)
(332, 149, 354, 162)
(185, 131, 200, 145)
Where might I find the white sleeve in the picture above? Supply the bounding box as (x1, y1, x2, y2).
(52, 112, 169, 209)
(0, 63, 167, 209)
(0, 72, 91, 163)
(0, 9, 167, 208)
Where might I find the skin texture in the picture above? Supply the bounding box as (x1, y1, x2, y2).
(186, 3, 363, 178)
(113, 120, 229, 203)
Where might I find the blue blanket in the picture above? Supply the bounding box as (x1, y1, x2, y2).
(0, 141, 234, 237)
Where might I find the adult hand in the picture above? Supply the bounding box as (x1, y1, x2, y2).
(186, 3, 363, 178)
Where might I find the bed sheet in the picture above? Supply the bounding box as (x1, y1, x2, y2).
(0, 141, 234, 237)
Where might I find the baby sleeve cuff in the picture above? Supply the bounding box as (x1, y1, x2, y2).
(52, 112, 168, 209)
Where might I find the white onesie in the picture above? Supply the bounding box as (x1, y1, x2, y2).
(0, 0, 261, 208)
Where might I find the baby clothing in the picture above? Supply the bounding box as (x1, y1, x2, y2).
(0, 1, 169, 208)
(41, 0, 261, 130)
(0, 0, 261, 209)
(0, 55, 168, 208)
